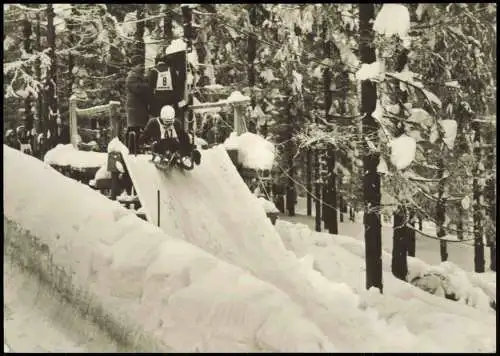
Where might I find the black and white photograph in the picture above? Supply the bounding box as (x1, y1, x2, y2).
(3, 3, 497, 352)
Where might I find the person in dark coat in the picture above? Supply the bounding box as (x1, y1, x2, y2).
(16, 125, 33, 155)
(147, 54, 178, 118)
(126, 57, 151, 152)
(141, 105, 201, 165)
(5, 129, 19, 150)
(54, 117, 70, 145)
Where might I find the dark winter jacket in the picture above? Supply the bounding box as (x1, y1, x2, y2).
(141, 118, 193, 155)
(55, 124, 70, 145)
(147, 52, 187, 118)
(5, 133, 20, 150)
(147, 63, 177, 118)
(126, 65, 151, 128)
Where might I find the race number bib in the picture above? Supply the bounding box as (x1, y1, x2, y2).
(156, 69, 173, 91)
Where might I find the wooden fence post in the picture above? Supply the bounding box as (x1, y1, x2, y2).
(69, 96, 78, 148)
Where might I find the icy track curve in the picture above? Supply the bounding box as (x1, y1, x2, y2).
(3, 145, 334, 352)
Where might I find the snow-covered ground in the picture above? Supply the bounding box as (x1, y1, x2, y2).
(275, 220, 495, 352)
(4, 257, 120, 352)
(288, 196, 492, 272)
(3, 144, 496, 352)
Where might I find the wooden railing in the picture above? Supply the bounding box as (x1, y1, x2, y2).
(191, 98, 249, 136)
(69, 95, 121, 148)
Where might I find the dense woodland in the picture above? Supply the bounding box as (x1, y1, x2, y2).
(3, 4, 496, 289)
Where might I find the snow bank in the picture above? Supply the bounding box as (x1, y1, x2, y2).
(275, 220, 496, 352)
(126, 146, 438, 352)
(258, 197, 280, 214)
(226, 91, 251, 104)
(94, 165, 111, 181)
(44, 144, 107, 169)
(4, 145, 333, 352)
(223, 132, 240, 150)
(223, 132, 275, 170)
(4, 257, 120, 352)
(107, 137, 129, 155)
(407, 260, 495, 311)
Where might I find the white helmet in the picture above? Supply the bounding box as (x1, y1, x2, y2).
(160, 105, 175, 125)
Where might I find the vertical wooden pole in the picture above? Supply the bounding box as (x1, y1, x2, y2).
(69, 97, 78, 148)
(109, 101, 120, 139)
(157, 190, 161, 227)
(306, 147, 312, 216)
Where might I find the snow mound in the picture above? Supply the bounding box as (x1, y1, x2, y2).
(258, 197, 280, 214)
(408, 261, 495, 312)
(107, 137, 129, 155)
(223, 132, 275, 170)
(274, 220, 496, 352)
(44, 144, 107, 169)
(94, 165, 111, 181)
(223, 132, 240, 150)
(4, 145, 333, 352)
(225, 91, 250, 104)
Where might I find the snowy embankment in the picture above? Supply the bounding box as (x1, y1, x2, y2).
(275, 221, 496, 352)
(4, 257, 120, 352)
(224, 132, 275, 170)
(127, 144, 478, 353)
(44, 143, 107, 169)
(3, 145, 334, 352)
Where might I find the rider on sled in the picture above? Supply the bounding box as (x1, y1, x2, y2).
(141, 105, 201, 168)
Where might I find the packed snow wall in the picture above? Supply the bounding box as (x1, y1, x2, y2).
(122, 146, 433, 352)
(3, 145, 335, 352)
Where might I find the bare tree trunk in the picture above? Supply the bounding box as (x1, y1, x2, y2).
(135, 5, 146, 64)
(306, 147, 312, 216)
(34, 10, 43, 135)
(457, 207, 464, 240)
(182, 4, 194, 133)
(360, 3, 383, 292)
(472, 121, 485, 272)
(437, 155, 448, 261)
(247, 3, 258, 135)
(322, 19, 337, 234)
(484, 144, 496, 271)
(392, 205, 408, 280)
(46, 4, 58, 149)
(315, 150, 322, 231)
(408, 209, 416, 257)
(339, 195, 344, 223)
(67, 7, 76, 102)
(23, 13, 33, 132)
(163, 4, 173, 43)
